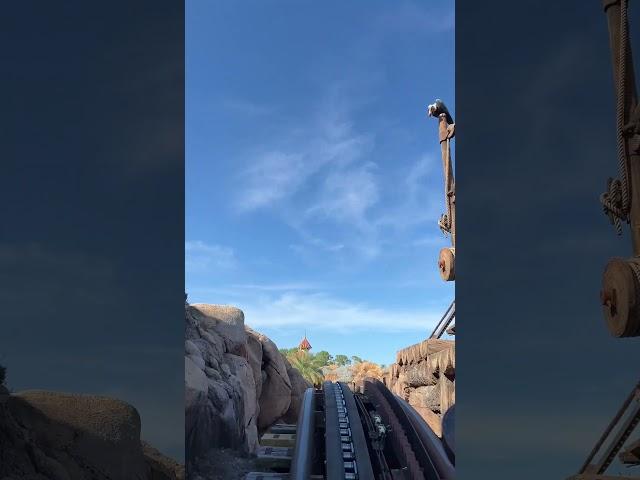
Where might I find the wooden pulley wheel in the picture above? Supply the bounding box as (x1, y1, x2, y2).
(438, 247, 455, 281)
(601, 257, 640, 337)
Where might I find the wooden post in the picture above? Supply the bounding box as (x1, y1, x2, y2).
(438, 114, 456, 248)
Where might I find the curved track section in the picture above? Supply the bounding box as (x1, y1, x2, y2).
(395, 393, 455, 477)
(286, 380, 454, 480)
(364, 379, 438, 479)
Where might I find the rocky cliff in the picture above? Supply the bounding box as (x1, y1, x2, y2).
(0, 388, 183, 480)
(385, 338, 455, 437)
(184, 303, 310, 467)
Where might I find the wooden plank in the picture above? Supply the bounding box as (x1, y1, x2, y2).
(439, 376, 455, 415)
(269, 424, 297, 435)
(260, 433, 296, 448)
(246, 474, 322, 480)
(245, 474, 289, 480)
(256, 446, 293, 470)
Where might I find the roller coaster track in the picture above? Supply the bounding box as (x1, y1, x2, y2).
(282, 379, 455, 480)
(429, 301, 455, 340)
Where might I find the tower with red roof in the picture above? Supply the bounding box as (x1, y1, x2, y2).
(298, 335, 311, 352)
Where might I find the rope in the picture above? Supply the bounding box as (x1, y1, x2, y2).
(438, 214, 451, 235)
(439, 137, 453, 236)
(601, 0, 632, 235)
(629, 257, 640, 286)
(601, 178, 625, 233)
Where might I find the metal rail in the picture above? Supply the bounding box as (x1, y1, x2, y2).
(289, 388, 316, 480)
(579, 380, 640, 475)
(429, 301, 455, 339)
(395, 394, 455, 478)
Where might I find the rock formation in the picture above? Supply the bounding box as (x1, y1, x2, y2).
(184, 303, 310, 468)
(0, 389, 184, 480)
(385, 338, 455, 437)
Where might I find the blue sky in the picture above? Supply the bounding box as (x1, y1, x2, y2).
(186, 1, 455, 365)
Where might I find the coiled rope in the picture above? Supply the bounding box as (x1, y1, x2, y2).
(601, 0, 632, 235)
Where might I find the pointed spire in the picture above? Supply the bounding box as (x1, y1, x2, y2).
(298, 333, 312, 351)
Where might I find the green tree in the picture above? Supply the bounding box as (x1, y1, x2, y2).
(0, 364, 6, 386)
(279, 347, 298, 358)
(334, 354, 351, 366)
(313, 350, 333, 367)
(351, 355, 363, 364)
(288, 351, 324, 386)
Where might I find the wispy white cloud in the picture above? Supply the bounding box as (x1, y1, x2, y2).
(227, 19, 450, 262)
(306, 162, 380, 227)
(234, 96, 372, 213)
(238, 291, 442, 333)
(236, 151, 308, 211)
(374, 153, 442, 231)
(229, 282, 318, 292)
(233, 94, 445, 263)
(185, 240, 235, 272)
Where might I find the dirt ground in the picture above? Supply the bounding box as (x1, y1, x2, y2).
(188, 448, 275, 480)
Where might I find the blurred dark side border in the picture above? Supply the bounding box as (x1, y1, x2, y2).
(0, 1, 184, 461)
(457, 1, 640, 479)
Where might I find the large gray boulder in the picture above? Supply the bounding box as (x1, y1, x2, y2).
(282, 359, 312, 424)
(223, 354, 258, 451)
(185, 303, 311, 465)
(245, 328, 292, 430)
(190, 304, 247, 356)
(185, 305, 258, 463)
(245, 333, 263, 402)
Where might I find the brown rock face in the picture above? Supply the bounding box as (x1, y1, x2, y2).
(185, 305, 258, 463)
(185, 304, 309, 467)
(142, 442, 185, 480)
(245, 333, 264, 401)
(245, 327, 292, 430)
(0, 390, 183, 480)
(386, 338, 455, 437)
(13, 391, 147, 478)
(411, 405, 443, 437)
(282, 359, 312, 424)
(409, 385, 440, 411)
